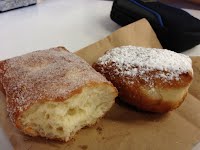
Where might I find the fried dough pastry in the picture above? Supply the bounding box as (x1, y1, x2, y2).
(93, 46, 193, 113)
(0, 47, 118, 141)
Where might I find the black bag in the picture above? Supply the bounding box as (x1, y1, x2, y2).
(110, 0, 200, 52)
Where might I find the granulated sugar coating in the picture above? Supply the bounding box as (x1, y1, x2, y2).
(0, 47, 109, 124)
(97, 45, 193, 83)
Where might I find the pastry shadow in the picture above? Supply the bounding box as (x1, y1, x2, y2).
(21, 135, 73, 149)
(105, 98, 170, 123)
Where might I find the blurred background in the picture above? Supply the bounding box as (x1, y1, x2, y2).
(0, 0, 199, 60)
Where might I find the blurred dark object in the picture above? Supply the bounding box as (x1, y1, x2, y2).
(187, 0, 200, 5)
(110, 0, 200, 52)
(160, 0, 200, 10)
(0, 0, 37, 12)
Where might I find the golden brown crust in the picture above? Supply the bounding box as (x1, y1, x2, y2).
(94, 62, 191, 113)
(93, 63, 193, 89)
(0, 47, 113, 128)
(93, 46, 193, 113)
(0, 61, 5, 94)
(118, 81, 188, 113)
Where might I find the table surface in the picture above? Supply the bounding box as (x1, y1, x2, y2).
(0, 1, 200, 150)
(0, 0, 199, 60)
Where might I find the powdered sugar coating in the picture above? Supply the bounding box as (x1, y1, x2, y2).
(96, 46, 193, 84)
(1, 47, 109, 124)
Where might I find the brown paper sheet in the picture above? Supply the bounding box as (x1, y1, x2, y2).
(1, 19, 200, 150)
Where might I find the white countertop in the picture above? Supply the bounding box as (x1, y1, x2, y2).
(0, 0, 120, 60)
(0, 0, 199, 60)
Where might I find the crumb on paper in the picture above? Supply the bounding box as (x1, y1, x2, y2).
(66, 138, 76, 146)
(78, 145, 88, 150)
(96, 126, 103, 134)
